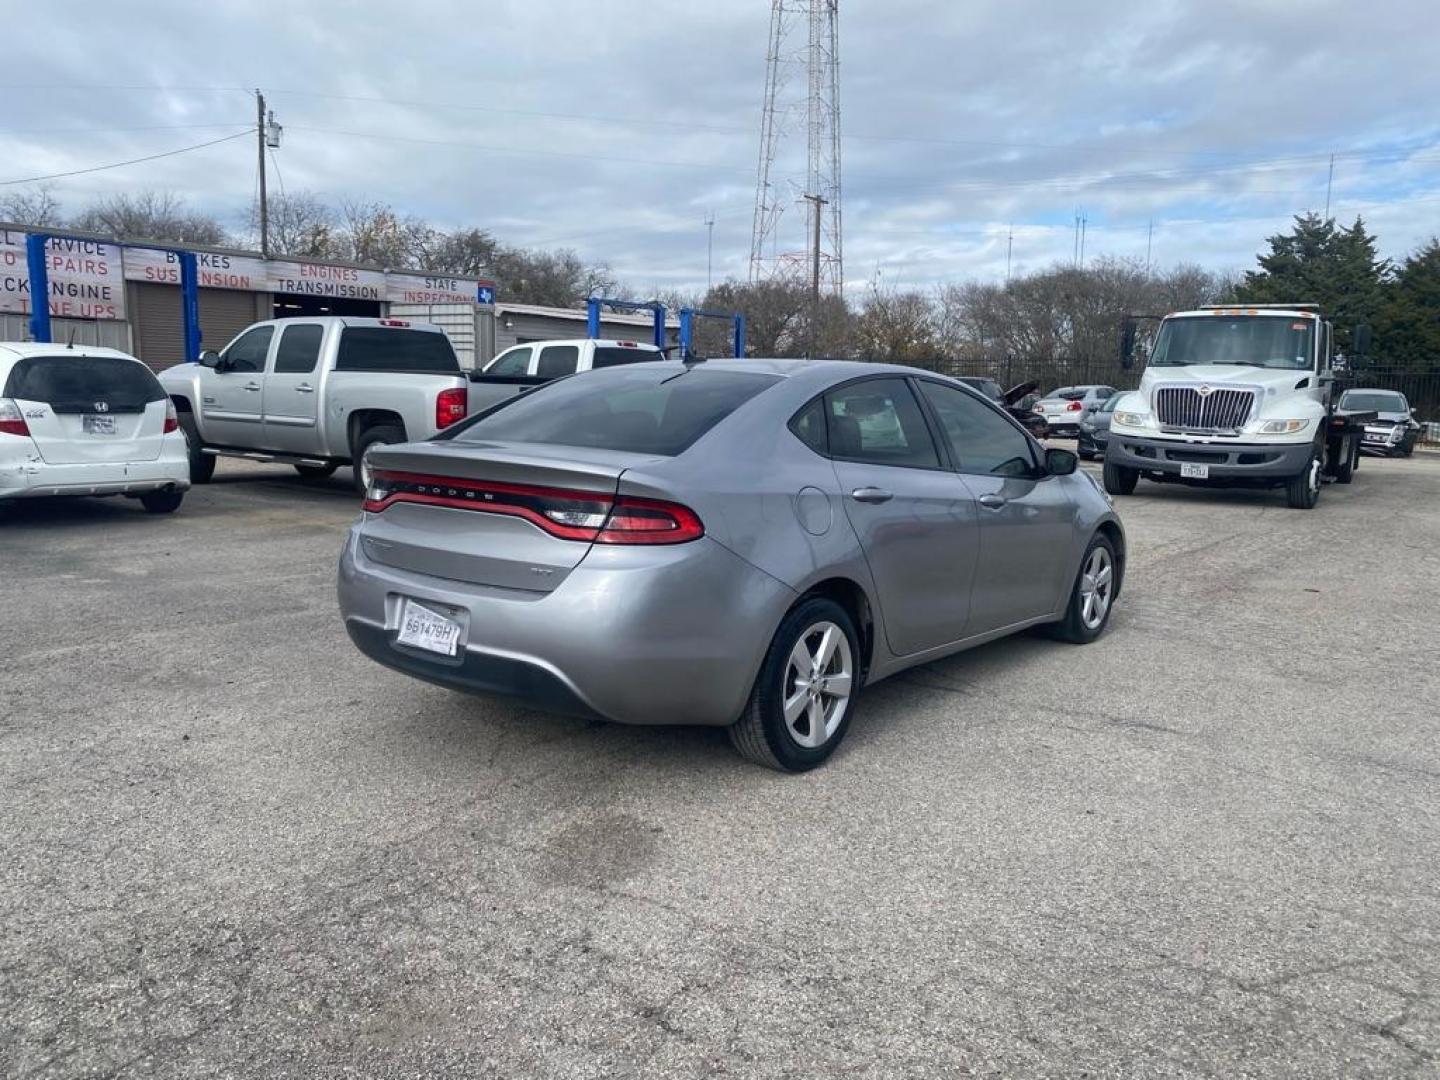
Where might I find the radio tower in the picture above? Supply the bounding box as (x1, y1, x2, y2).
(749, 0, 842, 294)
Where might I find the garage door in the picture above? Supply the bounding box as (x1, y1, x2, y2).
(130, 283, 262, 373)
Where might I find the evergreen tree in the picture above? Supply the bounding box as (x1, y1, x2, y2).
(1380, 239, 1440, 371)
(1232, 213, 1389, 352)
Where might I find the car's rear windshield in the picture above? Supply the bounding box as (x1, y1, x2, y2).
(335, 328, 459, 373)
(451, 366, 782, 456)
(3, 354, 163, 414)
(1050, 387, 1088, 400)
(591, 346, 663, 370)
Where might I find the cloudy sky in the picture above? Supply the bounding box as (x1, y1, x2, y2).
(4, 0, 1438, 297)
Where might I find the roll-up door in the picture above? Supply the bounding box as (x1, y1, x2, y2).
(130, 283, 263, 373)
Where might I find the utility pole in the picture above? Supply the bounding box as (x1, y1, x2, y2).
(803, 193, 827, 356)
(1073, 210, 1081, 266)
(256, 89, 269, 258)
(1006, 224, 1014, 283)
(1145, 218, 1154, 275)
(1323, 152, 1335, 220)
(1079, 211, 1088, 267)
(705, 212, 715, 292)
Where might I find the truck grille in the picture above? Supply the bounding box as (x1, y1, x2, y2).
(1154, 387, 1255, 431)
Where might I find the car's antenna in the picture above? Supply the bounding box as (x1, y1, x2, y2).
(66, 327, 76, 349)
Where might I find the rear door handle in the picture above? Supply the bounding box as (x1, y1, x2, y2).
(244, 382, 261, 392)
(978, 493, 1007, 510)
(295, 383, 314, 393)
(850, 486, 893, 504)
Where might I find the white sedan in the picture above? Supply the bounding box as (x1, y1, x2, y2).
(1, 342, 190, 512)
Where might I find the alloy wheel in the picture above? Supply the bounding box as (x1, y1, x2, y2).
(781, 621, 853, 749)
(1079, 546, 1114, 630)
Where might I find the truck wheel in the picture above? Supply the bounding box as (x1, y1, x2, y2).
(178, 413, 215, 484)
(1333, 437, 1356, 484)
(1102, 459, 1138, 496)
(352, 424, 406, 494)
(294, 464, 338, 480)
(1285, 446, 1323, 509)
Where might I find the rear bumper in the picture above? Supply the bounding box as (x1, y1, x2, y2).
(0, 451, 190, 500)
(1106, 433, 1312, 479)
(1077, 428, 1109, 454)
(336, 525, 795, 727)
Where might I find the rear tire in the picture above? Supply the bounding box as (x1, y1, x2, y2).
(1285, 445, 1323, 509)
(294, 464, 338, 480)
(351, 424, 406, 494)
(1078, 449, 1096, 461)
(1333, 438, 1356, 484)
(1103, 458, 1139, 496)
(179, 413, 215, 484)
(139, 489, 184, 515)
(728, 597, 860, 773)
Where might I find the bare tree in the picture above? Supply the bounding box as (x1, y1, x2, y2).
(0, 186, 62, 227)
(258, 191, 341, 259)
(72, 191, 227, 245)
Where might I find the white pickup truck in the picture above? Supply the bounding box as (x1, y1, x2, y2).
(1105, 304, 1373, 509)
(159, 316, 470, 492)
(466, 338, 667, 414)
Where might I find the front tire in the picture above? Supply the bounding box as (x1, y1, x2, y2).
(178, 413, 215, 484)
(294, 464, 338, 480)
(729, 597, 860, 772)
(1285, 445, 1323, 509)
(1103, 458, 1139, 495)
(139, 489, 184, 515)
(1049, 534, 1118, 643)
(351, 424, 406, 494)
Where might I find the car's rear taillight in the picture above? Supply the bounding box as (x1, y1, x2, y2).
(1067, 401, 1083, 411)
(0, 398, 29, 438)
(363, 470, 704, 545)
(163, 399, 180, 434)
(435, 388, 467, 429)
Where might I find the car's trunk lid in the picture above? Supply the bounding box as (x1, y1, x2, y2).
(358, 440, 665, 592)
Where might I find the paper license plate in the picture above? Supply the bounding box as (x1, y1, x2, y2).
(1180, 462, 1210, 479)
(395, 598, 461, 656)
(83, 414, 117, 435)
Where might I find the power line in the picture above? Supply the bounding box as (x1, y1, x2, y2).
(0, 129, 250, 186)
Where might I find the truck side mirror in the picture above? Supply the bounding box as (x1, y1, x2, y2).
(1119, 318, 1137, 371)
(1352, 323, 1371, 358)
(198, 349, 221, 368)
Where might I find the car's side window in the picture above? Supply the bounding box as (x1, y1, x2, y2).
(222, 326, 274, 374)
(823, 378, 939, 469)
(918, 381, 1037, 478)
(790, 397, 829, 455)
(536, 345, 580, 380)
(273, 324, 323, 374)
(486, 347, 532, 376)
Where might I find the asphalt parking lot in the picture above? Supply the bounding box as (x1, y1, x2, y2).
(3, 452, 1439, 1078)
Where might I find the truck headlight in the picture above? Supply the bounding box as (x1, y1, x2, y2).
(1113, 411, 1151, 429)
(1258, 419, 1310, 434)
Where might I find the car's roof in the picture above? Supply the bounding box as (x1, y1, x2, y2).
(507, 338, 662, 349)
(0, 342, 143, 362)
(247, 316, 446, 333)
(688, 357, 955, 382)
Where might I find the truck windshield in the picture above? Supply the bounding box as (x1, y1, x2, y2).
(1150, 316, 1315, 371)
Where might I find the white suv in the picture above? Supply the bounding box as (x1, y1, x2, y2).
(1, 343, 190, 513)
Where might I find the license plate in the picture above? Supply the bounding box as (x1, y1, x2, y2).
(83, 414, 117, 435)
(395, 598, 462, 656)
(1180, 463, 1210, 479)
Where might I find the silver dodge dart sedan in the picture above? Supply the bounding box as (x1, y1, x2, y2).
(338, 359, 1125, 771)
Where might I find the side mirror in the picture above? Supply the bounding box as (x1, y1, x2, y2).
(198, 349, 221, 368)
(1352, 323, 1372, 358)
(1119, 318, 1137, 371)
(1045, 447, 1078, 476)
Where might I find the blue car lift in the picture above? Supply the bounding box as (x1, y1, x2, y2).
(25, 233, 203, 362)
(586, 297, 667, 349)
(678, 308, 745, 361)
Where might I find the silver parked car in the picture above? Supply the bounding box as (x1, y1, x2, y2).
(1032, 384, 1117, 436)
(338, 360, 1125, 771)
